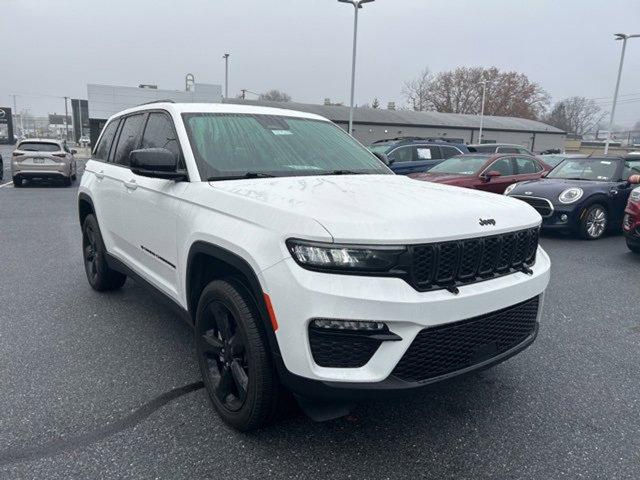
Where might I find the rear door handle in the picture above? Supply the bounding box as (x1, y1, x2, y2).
(123, 179, 138, 190)
(95, 170, 104, 180)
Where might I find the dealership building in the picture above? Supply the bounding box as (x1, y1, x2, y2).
(86, 83, 564, 152)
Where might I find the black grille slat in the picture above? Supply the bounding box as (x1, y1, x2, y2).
(392, 296, 540, 383)
(409, 228, 539, 291)
(512, 196, 553, 217)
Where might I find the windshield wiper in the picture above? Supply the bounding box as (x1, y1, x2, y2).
(321, 170, 365, 175)
(207, 172, 276, 181)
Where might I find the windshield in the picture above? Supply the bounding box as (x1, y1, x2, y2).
(547, 159, 619, 181)
(17, 142, 60, 152)
(182, 113, 390, 179)
(540, 155, 566, 167)
(428, 155, 488, 175)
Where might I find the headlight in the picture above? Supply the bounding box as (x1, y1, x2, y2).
(504, 183, 517, 196)
(631, 188, 640, 202)
(558, 187, 583, 204)
(286, 239, 405, 272)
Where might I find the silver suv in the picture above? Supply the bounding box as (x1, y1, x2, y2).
(12, 139, 78, 187)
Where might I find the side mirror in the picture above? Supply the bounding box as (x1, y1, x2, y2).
(481, 170, 501, 182)
(129, 148, 186, 180)
(71, 149, 77, 155)
(372, 151, 392, 167)
(541, 171, 549, 178)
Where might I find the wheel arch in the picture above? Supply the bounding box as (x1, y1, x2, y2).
(78, 192, 95, 227)
(186, 241, 281, 357)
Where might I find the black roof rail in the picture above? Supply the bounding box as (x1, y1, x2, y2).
(371, 136, 467, 145)
(137, 99, 176, 106)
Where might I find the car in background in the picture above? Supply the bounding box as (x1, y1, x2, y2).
(505, 156, 640, 240)
(408, 153, 549, 194)
(369, 137, 470, 174)
(623, 178, 640, 253)
(468, 143, 534, 156)
(11, 139, 78, 187)
(538, 153, 585, 169)
(0, 153, 3, 181)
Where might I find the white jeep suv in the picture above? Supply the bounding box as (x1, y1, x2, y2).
(78, 102, 550, 431)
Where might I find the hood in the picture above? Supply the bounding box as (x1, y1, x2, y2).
(509, 178, 608, 199)
(209, 175, 541, 244)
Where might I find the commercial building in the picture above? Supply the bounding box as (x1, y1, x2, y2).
(222, 99, 565, 153)
(86, 82, 222, 144)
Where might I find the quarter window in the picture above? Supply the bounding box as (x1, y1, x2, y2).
(93, 120, 119, 161)
(112, 114, 145, 166)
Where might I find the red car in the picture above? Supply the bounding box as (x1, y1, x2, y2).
(623, 177, 640, 253)
(408, 153, 550, 194)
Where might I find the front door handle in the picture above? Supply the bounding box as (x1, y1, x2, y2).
(95, 170, 104, 180)
(123, 179, 138, 191)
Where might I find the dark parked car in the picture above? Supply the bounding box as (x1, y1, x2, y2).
(505, 156, 640, 240)
(623, 179, 640, 253)
(369, 137, 470, 175)
(408, 153, 549, 194)
(468, 143, 534, 156)
(0, 153, 3, 181)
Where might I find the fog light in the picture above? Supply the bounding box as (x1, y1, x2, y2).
(311, 319, 386, 331)
(560, 214, 568, 222)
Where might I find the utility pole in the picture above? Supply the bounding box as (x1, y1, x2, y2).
(63, 96, 70, 142)
(223, 53, 230, 98)
(12, 94, 20, 136)
(241, 89, 247, 100)
(478, 81, 487, 143)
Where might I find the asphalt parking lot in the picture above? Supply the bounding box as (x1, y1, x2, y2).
(1, 146, 639, 479)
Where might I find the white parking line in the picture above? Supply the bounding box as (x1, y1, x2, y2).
(0, 181, 13, 189)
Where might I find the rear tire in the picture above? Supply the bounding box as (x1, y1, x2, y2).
(579, 204, 607, 240)
(64, 176, 72, 186)
(195, 280, 284, 431)
(13, 176, 22, 188)
(82, 214, 127, 291)
(627, 240, 640, 254)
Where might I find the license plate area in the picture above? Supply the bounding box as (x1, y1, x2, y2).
(33, 158, 45, 164)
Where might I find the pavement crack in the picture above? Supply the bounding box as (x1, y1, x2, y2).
(0, 381, 204, 466)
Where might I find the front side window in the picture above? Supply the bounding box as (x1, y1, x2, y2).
(17, 142, 60, 152)
(93, 120, 119, 161)
(487, 157, 515, 175)
(369, 144, 393, 154)
(428, 156, 488, 175)
(141, 113, 181, 162)
(547, 159, 619, 181)
(388, 146, 413, 163)
(113, 114, 145, 166)
(182, 113, 390, 179)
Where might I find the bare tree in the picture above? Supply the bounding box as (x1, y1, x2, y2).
(544, 97, 606, 136)
(402, 66, 550, 119)
(258, 89, 292, 102)
(371, 98, 380, 109)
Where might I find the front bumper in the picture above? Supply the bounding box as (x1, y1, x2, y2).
(261, 246, 550, 393)
(539, 205, 580, 231)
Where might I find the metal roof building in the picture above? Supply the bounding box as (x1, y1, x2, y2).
(222, 98, 565, 153)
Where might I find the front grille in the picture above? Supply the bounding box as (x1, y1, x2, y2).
(410, 228, 538, 291)
(309, 329, 382, 368)
(392, 296, 540, 383)
(511, 196, 554, 217)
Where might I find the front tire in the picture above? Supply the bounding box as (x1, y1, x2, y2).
(627, 239, 640, 254)
(579, 204, 607, 240)
(13, 176, 22, 188)
(82, 214, 127, 291)
(195, 280, 283, 431)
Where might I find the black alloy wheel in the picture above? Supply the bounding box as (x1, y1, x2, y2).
(198, 300, 250, 412)
(81, 214, 127, 291)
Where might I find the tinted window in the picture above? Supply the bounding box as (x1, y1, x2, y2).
(440, 146, 461, 159)
(141, 113, 181, 161)
(414, 145, 442, 161)
(182, 113, 390, 179)
(388, 146, 413, 162)
(470, 145, 497, 153)
(515, 156, 541, 174)
(93, 120, 119, 161)
(17, 142, 60, 152)
(487, 157, 515, 175)
(517, 147, 532, 155)
(112, 114, 145, 166)
(369, 144, 393, 154)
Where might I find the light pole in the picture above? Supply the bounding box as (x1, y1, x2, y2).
(63, 96, 70, 142)
(223, 53, 230, 99)
(338, 0, 374, 136)
(478, 80, 488, 144)
(604, 33, 640, 154)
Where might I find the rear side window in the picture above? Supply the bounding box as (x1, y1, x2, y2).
(112, 114, 145, 166)
(93, 121, 119, 161)
(388, 146, 413, 162)
(141, 113, 181, 162)
(414, 146, 442, 161)
(17, 142, 60, 152)
(488, 157, 515, 175)
(515, 156, 541, 174)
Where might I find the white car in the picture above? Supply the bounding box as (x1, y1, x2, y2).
(78, 102, 550, 431)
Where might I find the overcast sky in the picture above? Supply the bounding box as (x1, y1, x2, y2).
(2, 0, 639, 126)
